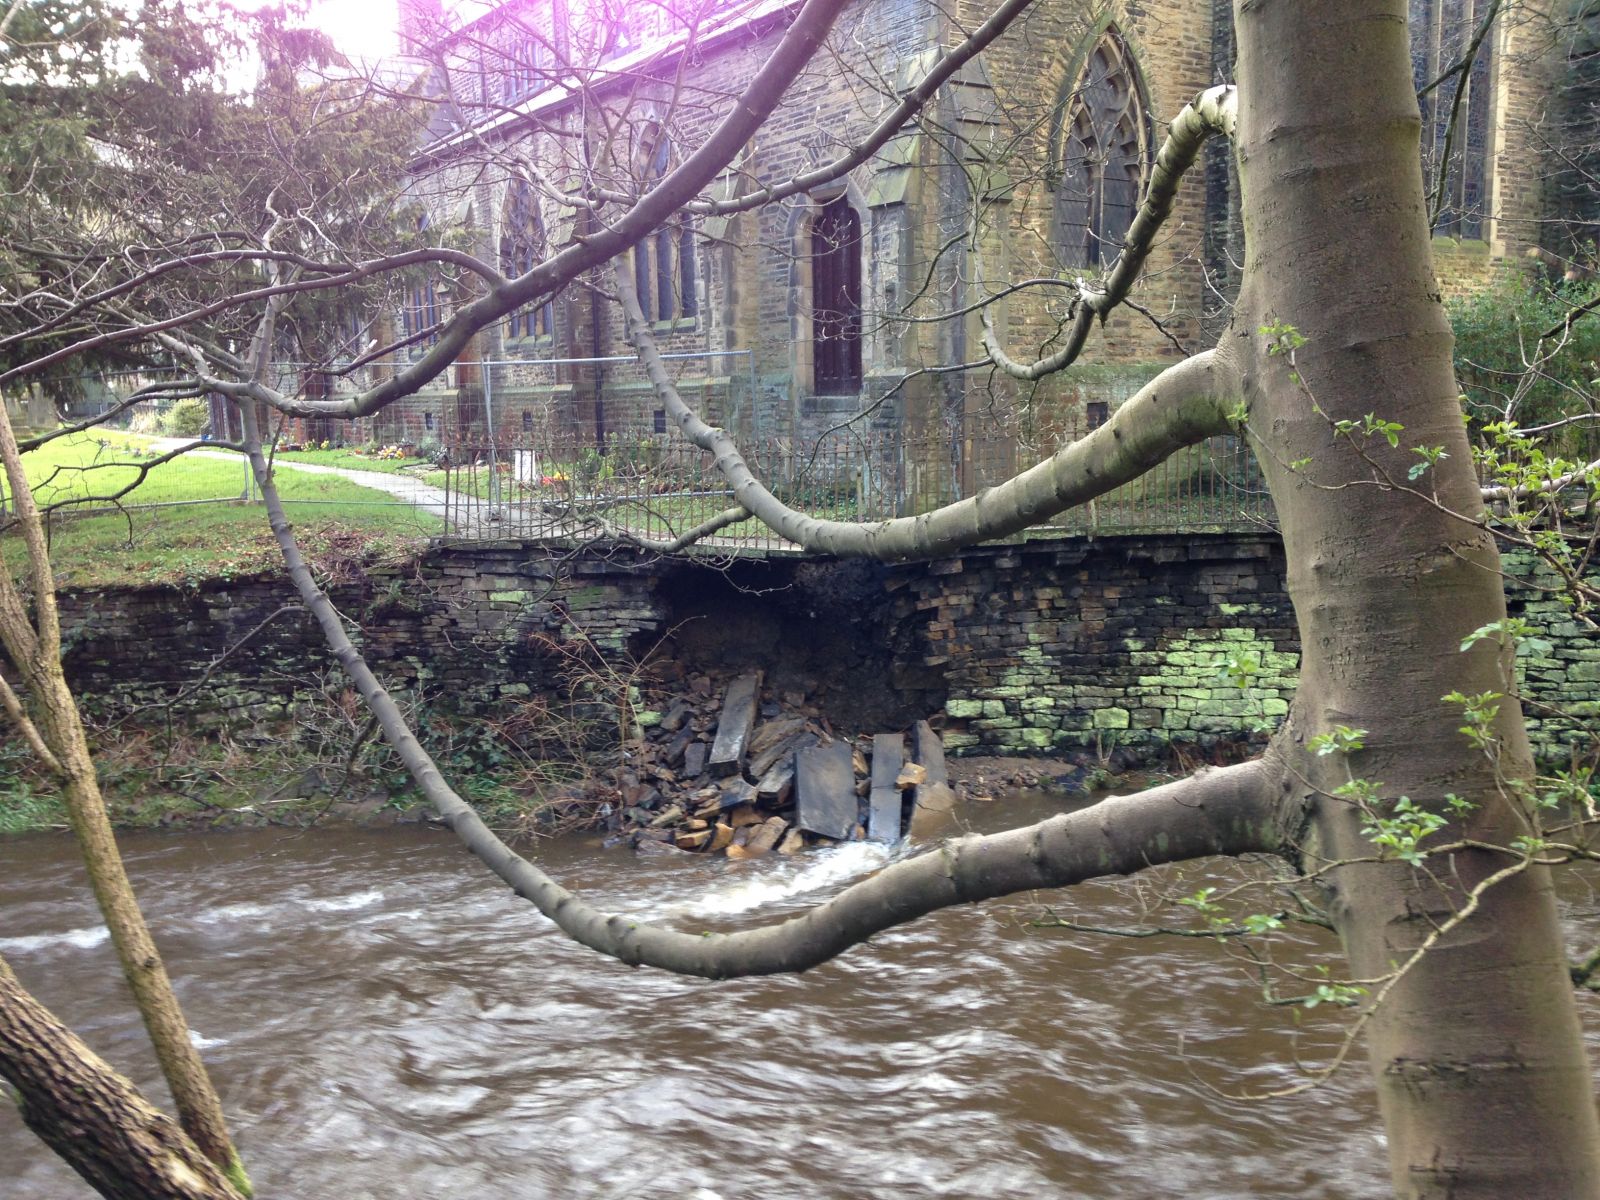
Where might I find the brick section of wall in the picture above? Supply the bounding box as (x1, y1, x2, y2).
(53, 534, 1594, 766)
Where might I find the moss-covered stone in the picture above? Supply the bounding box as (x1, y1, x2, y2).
(1092, 706, 1131, 730)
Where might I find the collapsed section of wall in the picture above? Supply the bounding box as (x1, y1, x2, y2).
(51, 533, 1592, 764)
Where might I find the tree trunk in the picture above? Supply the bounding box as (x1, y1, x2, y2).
(1233, 3, 1600, 1195)
(0, 385, 249, 1196)
(0, 956, 241, 1200)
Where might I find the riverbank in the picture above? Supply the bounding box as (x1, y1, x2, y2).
(0, 713, 1192, 838)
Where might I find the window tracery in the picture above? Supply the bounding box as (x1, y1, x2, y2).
(1411, 0, 1493, 239)
(633, 137, 698, 324)
(1055, 31, 1149, 271)
(501, 179, 555, 340)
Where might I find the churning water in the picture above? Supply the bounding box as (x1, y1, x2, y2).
(1, 791, 1490, 1199)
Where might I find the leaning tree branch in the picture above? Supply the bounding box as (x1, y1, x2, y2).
(240, 399, 1284, 980)
(616, 262, 1240, 560)
(0, 675, 62, 776)
(0, 955, 242, 1200)
(0, 388, 248, 1192)
(981, 84, 1236, 381)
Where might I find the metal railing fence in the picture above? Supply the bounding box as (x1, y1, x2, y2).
(439, 417, 1276, 550)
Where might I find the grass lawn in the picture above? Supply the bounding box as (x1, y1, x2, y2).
(20, 430, 253, 507)
(7, 432, 439, 588)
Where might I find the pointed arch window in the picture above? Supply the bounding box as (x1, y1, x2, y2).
(1411, 0, 1493, 239)
(1055, 32, 1149, 270)
(502, 180, 554, 340)
(811, 194, 863, 394)
(506, 25, 544, 101)
(403, 213, 442, 348)
(633, 136, 698, 324)
(402, 276, 442, 345)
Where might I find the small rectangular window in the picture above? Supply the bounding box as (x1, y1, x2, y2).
(653, 409, 667, 434)
(1086, 401, 1109, 430)
(424, 412, 435, 432)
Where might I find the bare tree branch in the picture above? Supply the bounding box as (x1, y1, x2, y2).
(617, 257, 1240, 559)
(981, 84, 1236, 381)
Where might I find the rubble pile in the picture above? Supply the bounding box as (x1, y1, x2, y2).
(609, 671, 954, 856)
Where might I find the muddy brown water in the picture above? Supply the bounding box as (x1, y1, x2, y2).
(7, 791, 1592, 1199)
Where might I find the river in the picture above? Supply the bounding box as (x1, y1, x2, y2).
(6, 790, 1567, 1199)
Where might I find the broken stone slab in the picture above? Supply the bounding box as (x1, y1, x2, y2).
(908, 720, 957, 841)
(746, 715, 809, 773)
(755, 758, 796, 806)
(794, 741, 857, 840)
(749, 715, 807, 757)
(683, 742, 708, 778)
(749, 729, 818, 785)
(659, 699, 693, 733)
(647, 804, 685, 830)
(664, 725, 697, 766)
(634, 833, 686, 856)
(868, 732, 906, 843)
(910, 794, 954, 841)
(718, 779, 758, 810)
(745, 815, 788, 855)
(708, 671, 764, 778)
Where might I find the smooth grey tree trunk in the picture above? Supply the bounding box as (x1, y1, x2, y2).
(1231, 3, 1600, 1195)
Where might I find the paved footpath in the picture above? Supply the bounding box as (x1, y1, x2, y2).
(152, 439, 452, 522)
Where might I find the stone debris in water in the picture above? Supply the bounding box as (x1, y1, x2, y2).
(612, 672, 927, 857)
(869, 734, 905, 843)
(708, 671, 762, 778)
(794, 742, 857, 841)
(908, 719, 958, 841)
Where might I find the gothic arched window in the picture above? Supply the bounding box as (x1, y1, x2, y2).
(1055, 32, 1149, 270)
(1411, 0, 1493, 239)
(811, 194, 863, 394)
(633, 136, 698, 324)
(501, 180, 554, 340)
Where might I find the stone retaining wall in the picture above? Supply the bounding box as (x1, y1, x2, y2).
(54, 533, 1594, 763)
(884, 536, 1300, 755)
